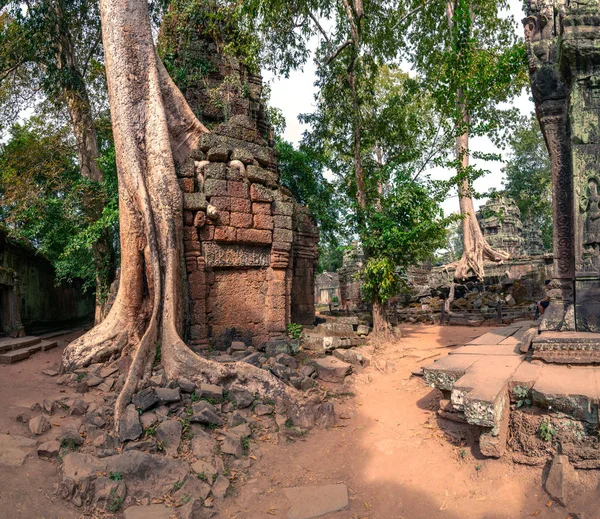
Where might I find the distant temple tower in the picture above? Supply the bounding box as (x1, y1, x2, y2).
(477, 196, 524, 257)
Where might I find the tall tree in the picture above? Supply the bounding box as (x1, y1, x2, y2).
(502, 115, 552, 250)
(0, 1, 115, 319)
(409, 0, 527, 280)
(63, 0, 313, 435)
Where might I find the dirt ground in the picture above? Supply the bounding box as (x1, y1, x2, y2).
(1, 325, 599, 519)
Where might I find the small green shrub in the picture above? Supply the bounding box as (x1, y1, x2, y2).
(514, 386, 532, 408)
(331, 296, 339, 304)
(109, 471, 122, 481)
(106, 488, 122, 513)
(539, 417, 556, 442)
(287, 322, 303, 340)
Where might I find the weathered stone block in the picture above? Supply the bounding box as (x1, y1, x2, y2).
(183, 210, 194, 226)
(273, 228, 293, 243)
(203, 242, 270, 267)
(273, 200, 293, 216)
(247, 165, 277, 186)
(216, 210, 230, 226)
(231, 147, 254, 164)
(230, 211, 253, 228)
(183, 193, 208, 211)
(228, 181, 249, 199)
(545, 454, 579, 507)
(237, 228, 272, 245)
(204, 162, 227, 180)
(204, 178, 228, 197)
(230, 197, 251, 213)
(214, 226, 237, 242)
(273, 215, 292, 229)
(207, 146, 230, 162)
(210, 196, 230, 211)
(198, 225, 214, 241)
(193, 211, 206, 228)
(250, 183, 274, 202)
(226, 165, 244, 181)
(252, 202, 272, 215)
(314, 357, 352, 383)
(178, 178, 195, 193)
(254, 214, 274, 230)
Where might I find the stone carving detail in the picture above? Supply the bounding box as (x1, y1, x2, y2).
(525, 0, 600, 354)
(581, 178, 600, 253)
(203, 243, 271, 268)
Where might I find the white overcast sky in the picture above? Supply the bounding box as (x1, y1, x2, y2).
(264, 1, 534, 216)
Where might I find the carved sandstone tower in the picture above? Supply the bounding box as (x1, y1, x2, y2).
(159, 4, 319, 349)
(524, 0, 600, 361)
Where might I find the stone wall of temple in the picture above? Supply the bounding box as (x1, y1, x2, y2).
(0, 230, 94, 336)
(337, 243, 365, 311)
(180, 125, 319, 349)
(315, 272, 340, 305)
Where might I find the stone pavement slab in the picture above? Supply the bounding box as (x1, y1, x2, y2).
(468, 326, 520, 345)
(284, 484, 349, 519)
(0, 434, 37, 466)
(450, 345, 519, 356)
(422, 354, 485, 391)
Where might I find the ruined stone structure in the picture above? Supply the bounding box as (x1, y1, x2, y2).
(337, 243, 365, 311)
(522, 219, 545, 256)
(163, 15, 319, 350)
(315, 271, 340, 305)
(524, 0, 600, 362)
(476, 196, 524, 256)
(0, 229, 94, 336)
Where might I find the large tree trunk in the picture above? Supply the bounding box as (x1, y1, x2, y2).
(372, 299, 394, 344)
(62, 0, 310, 437)
(446, 1, 509, 280)
(453, 103, 509, 281)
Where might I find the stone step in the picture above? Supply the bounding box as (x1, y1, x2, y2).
(449, 344, 520, 356)
(40, 340, 58, 351)
(0, 336, 41, 354)
(422, 354, 485, 391)
(0, 343, 43, 364)
(39, 329, 74, 340)
(451, 355, 522, 428)
(468, 326, 521, 345)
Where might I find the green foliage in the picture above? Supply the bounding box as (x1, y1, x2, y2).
(331, 296, 339, 304)
(502, 116, 552, 250)
(0, 117, 119, 295)
(513, 386, 532, 409)
(109, 472, 123, 482)
(539, 417, 556, 442)
(241, 436, 250, 451)
(106, 488, 123, 513)
(287, 322, 303, 340)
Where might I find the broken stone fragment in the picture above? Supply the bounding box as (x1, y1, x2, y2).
(228, 410, 247, 427)
(42, 399, 56, 415)
(69, 398, 89, 417)
(313, 357, 352, 383)
(37, 440, 61, 459)
(206, 204, 219, 220)
(93, 476, 127, 509)
(545, 454, 579, 507)
(275, 353, 298, 369)
(191, 428, 217, 458)
(155, 419, 182, 457)
(254, 404, 273, 416)
(356, 324, 371, 336)
(220, 434, 243, 457)
(191, 458, 217, 480)
(190, 408, 223, 427)
(155, 387, 181, 403)
(29, 415, 51, 435)
(211, 474, 230, 498)
(228, 423, 252, 438)
(60, 426, 84, 447)
(195, 383, 224, 403)
(175, 474, 211, 502)
(228, 385, 254, 409)
(177, 378, 196, 393)
(230, 341, 247, 351)
(133, 388, 159, 412)
(85, 374, 104, 387)
(264, 340, 299, 357)
(119, 404, 143, 442)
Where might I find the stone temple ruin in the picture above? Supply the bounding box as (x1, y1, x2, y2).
(166, 20, 319, 350)
(420, 0, 600, 472)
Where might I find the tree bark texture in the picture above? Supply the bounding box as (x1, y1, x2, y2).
(62, 0, 312, 436)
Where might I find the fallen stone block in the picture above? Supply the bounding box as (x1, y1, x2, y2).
(29, 415, 51, 436)
(155, 420, 182, 457)
(119, 404, 143, 442)
(545, 454, 579, 507)
(314, 357, 352, 383)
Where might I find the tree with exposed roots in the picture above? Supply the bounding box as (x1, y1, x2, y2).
(409, 0, 527, 280)
(61, 0, 321, 437)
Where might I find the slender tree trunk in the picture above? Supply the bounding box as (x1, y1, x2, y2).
(372, 299, 394, 343)
(446, 2, 509, 280)
(55, 1, 114, 321)
(62, 0, 316, 437)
